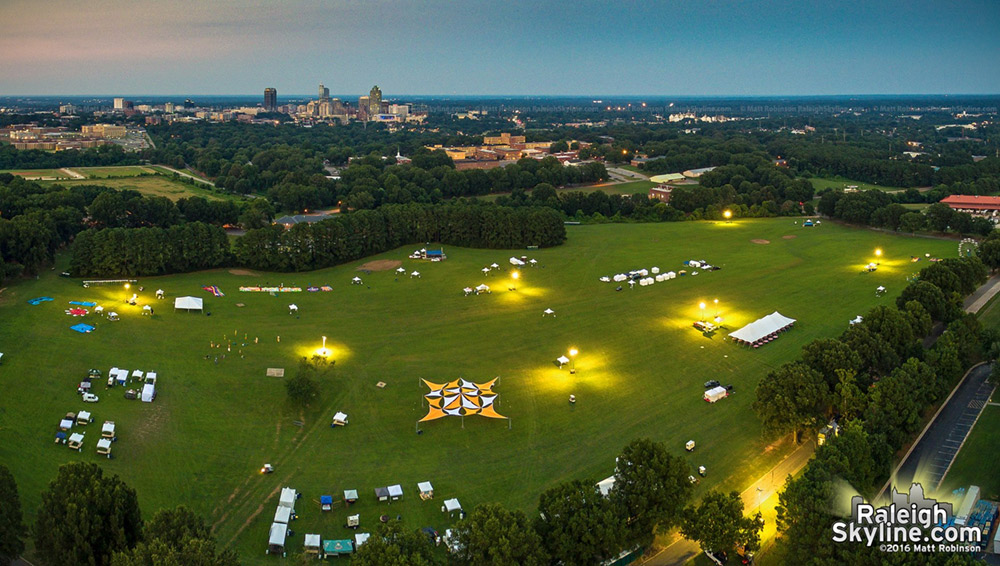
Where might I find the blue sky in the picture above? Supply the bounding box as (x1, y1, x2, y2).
(1, 0, 998, 96)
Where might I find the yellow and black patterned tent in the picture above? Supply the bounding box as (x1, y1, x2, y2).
(420, 378, 505, 422)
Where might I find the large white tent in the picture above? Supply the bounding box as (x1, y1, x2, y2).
(173, 296, 203, 312)
(729, 312, 796, 345)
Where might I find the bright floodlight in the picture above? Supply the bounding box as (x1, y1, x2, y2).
(723, 210, 732, 219)
(569, 348, 578, 357)
(124, 283, 130, 290)
(317, 335, 330, 357)
(512, 271, 520, 280)
(699, 302, 706, 310)
(875, 248, 882, 257)
(714, 299, 719, 305)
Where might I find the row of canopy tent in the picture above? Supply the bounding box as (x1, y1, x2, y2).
(267, 487, 298, 556)
(728, 312, 796, 347)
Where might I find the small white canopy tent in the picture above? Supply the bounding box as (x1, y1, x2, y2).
(141, 383, 155, 402)
(475, 284, 490, 293)
(76, 410, 91, 424)
(273, 506, 292, 524)
(490, 263, 500, 268)
(850, 315, 864, 325)
(529, 259, 537, 265)
(556, 355, 570, 367)
(278, 487, 297, 511)
(303, 534, 321, 553)
(96, 438, 112, 456)
(94, 305, 104, 314)
(68, 432, 85, 450)
(597, 476, 616, 497)
(108, 311, 119, 320)
(388, 484, 403, 500)
(418, 481, 433, 498)
(543, 308, 555, 316)
(482, 267, 491, 274)
(155, 289, 164, 299)
(173, 296, 203, 312)
(463, 287, 473, 295)
(332, 412, 348, 426)
(59, 418, 73, 430)
(444, 498, 462, 512)
(351, 277, 362, 284)
(410, 271, 420, 278)
(102, 421, 116, 438)
(599, 276, 610, 282)
(396, 267, 406, 274)
(355, 533, 371, 547)
(288, 304, 298, 313)
(267, 522, 287, 554)
(729, 312, 796, 344)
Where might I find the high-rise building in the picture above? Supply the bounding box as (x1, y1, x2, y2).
(319, 84, 330, 101)
(264, 88, 277, 112)
(164, 102, 176, 113)
(368, 85, 382, 117)
(113, 97, 125, 110)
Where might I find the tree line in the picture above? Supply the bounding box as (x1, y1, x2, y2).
(752, 256, 991, 564)
(819, 188, 995, 236)
(234, 203, 566, 272)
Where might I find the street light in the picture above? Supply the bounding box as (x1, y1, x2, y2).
(875, 248, 882, 264)
(512, 271, 519, 280)
(569, 348, 578, 374)
(699, 302, 706, 322)
(713, 298, 719, 317)
(723, 209, 732, 222)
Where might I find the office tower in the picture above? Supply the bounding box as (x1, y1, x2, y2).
(113, 97, 125, 110)
(368, 85, 382, 116)
(319, 84, 330, 101)
(164, 102, 176, 113)
(264, 88, 277, 112)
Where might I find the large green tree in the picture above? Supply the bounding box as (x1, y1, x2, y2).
(111, 506, 238, 566)
(34, 462, 143, 566)
(351, 520, 441, 566)
(0, 464, 25, 563)
(752, 362, 829, 441)
(681, 490, 762, 557)
(536, 479, 624, 565)
(610, 438, 692, 547)
(447, 503, 547, 566)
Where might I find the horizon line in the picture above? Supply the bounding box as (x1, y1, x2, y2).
(4, 93, 1000, 99)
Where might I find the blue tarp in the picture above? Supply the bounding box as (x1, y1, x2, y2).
(70, 323, 95, 333)
(28, 297, 54, 305)
(69, 301, 97, 307)
(320, 495, 333, 505)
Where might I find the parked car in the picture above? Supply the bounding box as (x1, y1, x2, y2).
(704, 380, 720, 389)
(82, 393, 99, 403)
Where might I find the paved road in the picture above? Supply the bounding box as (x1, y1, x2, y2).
(888, 363, 995, 495)
(642, 441, 816, 565)
(964, 273, 1000, 313)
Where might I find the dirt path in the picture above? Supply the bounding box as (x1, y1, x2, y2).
(60, 168, 85, 179)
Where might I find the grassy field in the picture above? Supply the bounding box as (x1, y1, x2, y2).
(71, 166, 159, 178)
(807, 176, 908, 193)
(37, 175, 233, 202)
(940, 405, 1000, 501)
(0, 168, 75, 179)
(478, 180, 657, 202)
(0, 219, 960, 564)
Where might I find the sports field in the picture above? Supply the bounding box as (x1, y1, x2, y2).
(37, 174, 232, 202)
(0, 168, 75, 179)
(0, 219, 958, 563)
(72, 166, 158, 178)
(806, 176, 908, 193)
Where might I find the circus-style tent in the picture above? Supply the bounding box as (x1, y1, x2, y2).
(420, 378, 506, 422)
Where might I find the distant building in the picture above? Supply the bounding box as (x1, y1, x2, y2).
(113, 97, 125, 110)
(318, 84, 330, 101)
(59, 104, 76, 115)
(164, 102, 176, 113)
(367, 85, 382, 118)
(649, 186, 673, 203)
(264, 88, 277, 112)
(81, 124, 127, 138)
(483, 132, 526, 146)
(940, 195, 1000, 220)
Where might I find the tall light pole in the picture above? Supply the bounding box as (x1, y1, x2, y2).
(713, 298, 719, 318)
(569, 348, 578, 374)
(699, 302, 706, 322)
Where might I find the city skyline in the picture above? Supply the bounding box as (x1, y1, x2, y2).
(1, 0, 999, 96)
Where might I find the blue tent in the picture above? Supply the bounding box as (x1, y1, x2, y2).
(28, 297, 54, 305)
(70, 323, 95, 333)
(320, 495, 333, 511)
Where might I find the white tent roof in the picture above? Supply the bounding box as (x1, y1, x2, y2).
(69, 433, 84, 444)
(490, 263, 499, 268)
(411, 271, 420, 276)
(274, 506, 292, 524)
(279, 487, 297, 509)
(418, 481, 433, 493)
(94, 305, 104, 312)
(556, 355, 570, 365)
(102, 421, 115, 435)
(444, 498, 462, 512)
(355, 533, 371, 547)
(96, 438, 111, 451)
(173, 296, 203, 310)
(388, 484, 403, 497)
(142, 305, 152, 310)
(77, 410, 91, 421)
(729, 312, 796, 343)
(482, 267, 491, 273)
(304, 534, 321, 548)
(396, 267, 406, 272)
(597, 476, 616, 497)
(268, 523, 287, 546)
(288, 304, 298, 310)
(333, 412, 348, 422)
(352, 276, 362, 281)
(543, 308, 554, 314)
(475, 284, 489, 291)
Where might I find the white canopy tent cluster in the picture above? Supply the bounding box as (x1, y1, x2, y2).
(603, 267, 678, 287)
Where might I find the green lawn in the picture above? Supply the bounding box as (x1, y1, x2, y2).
(976, 293, 1000, 329)
(619, 165, 652, 177)
(940, 405, 1000, 501)
(37, 175, 236, 202)
(0, 219, 959, 564)
(806, 176, 908, 193)
(0, 168, 74, 179)
(71, 166, 159, 178)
